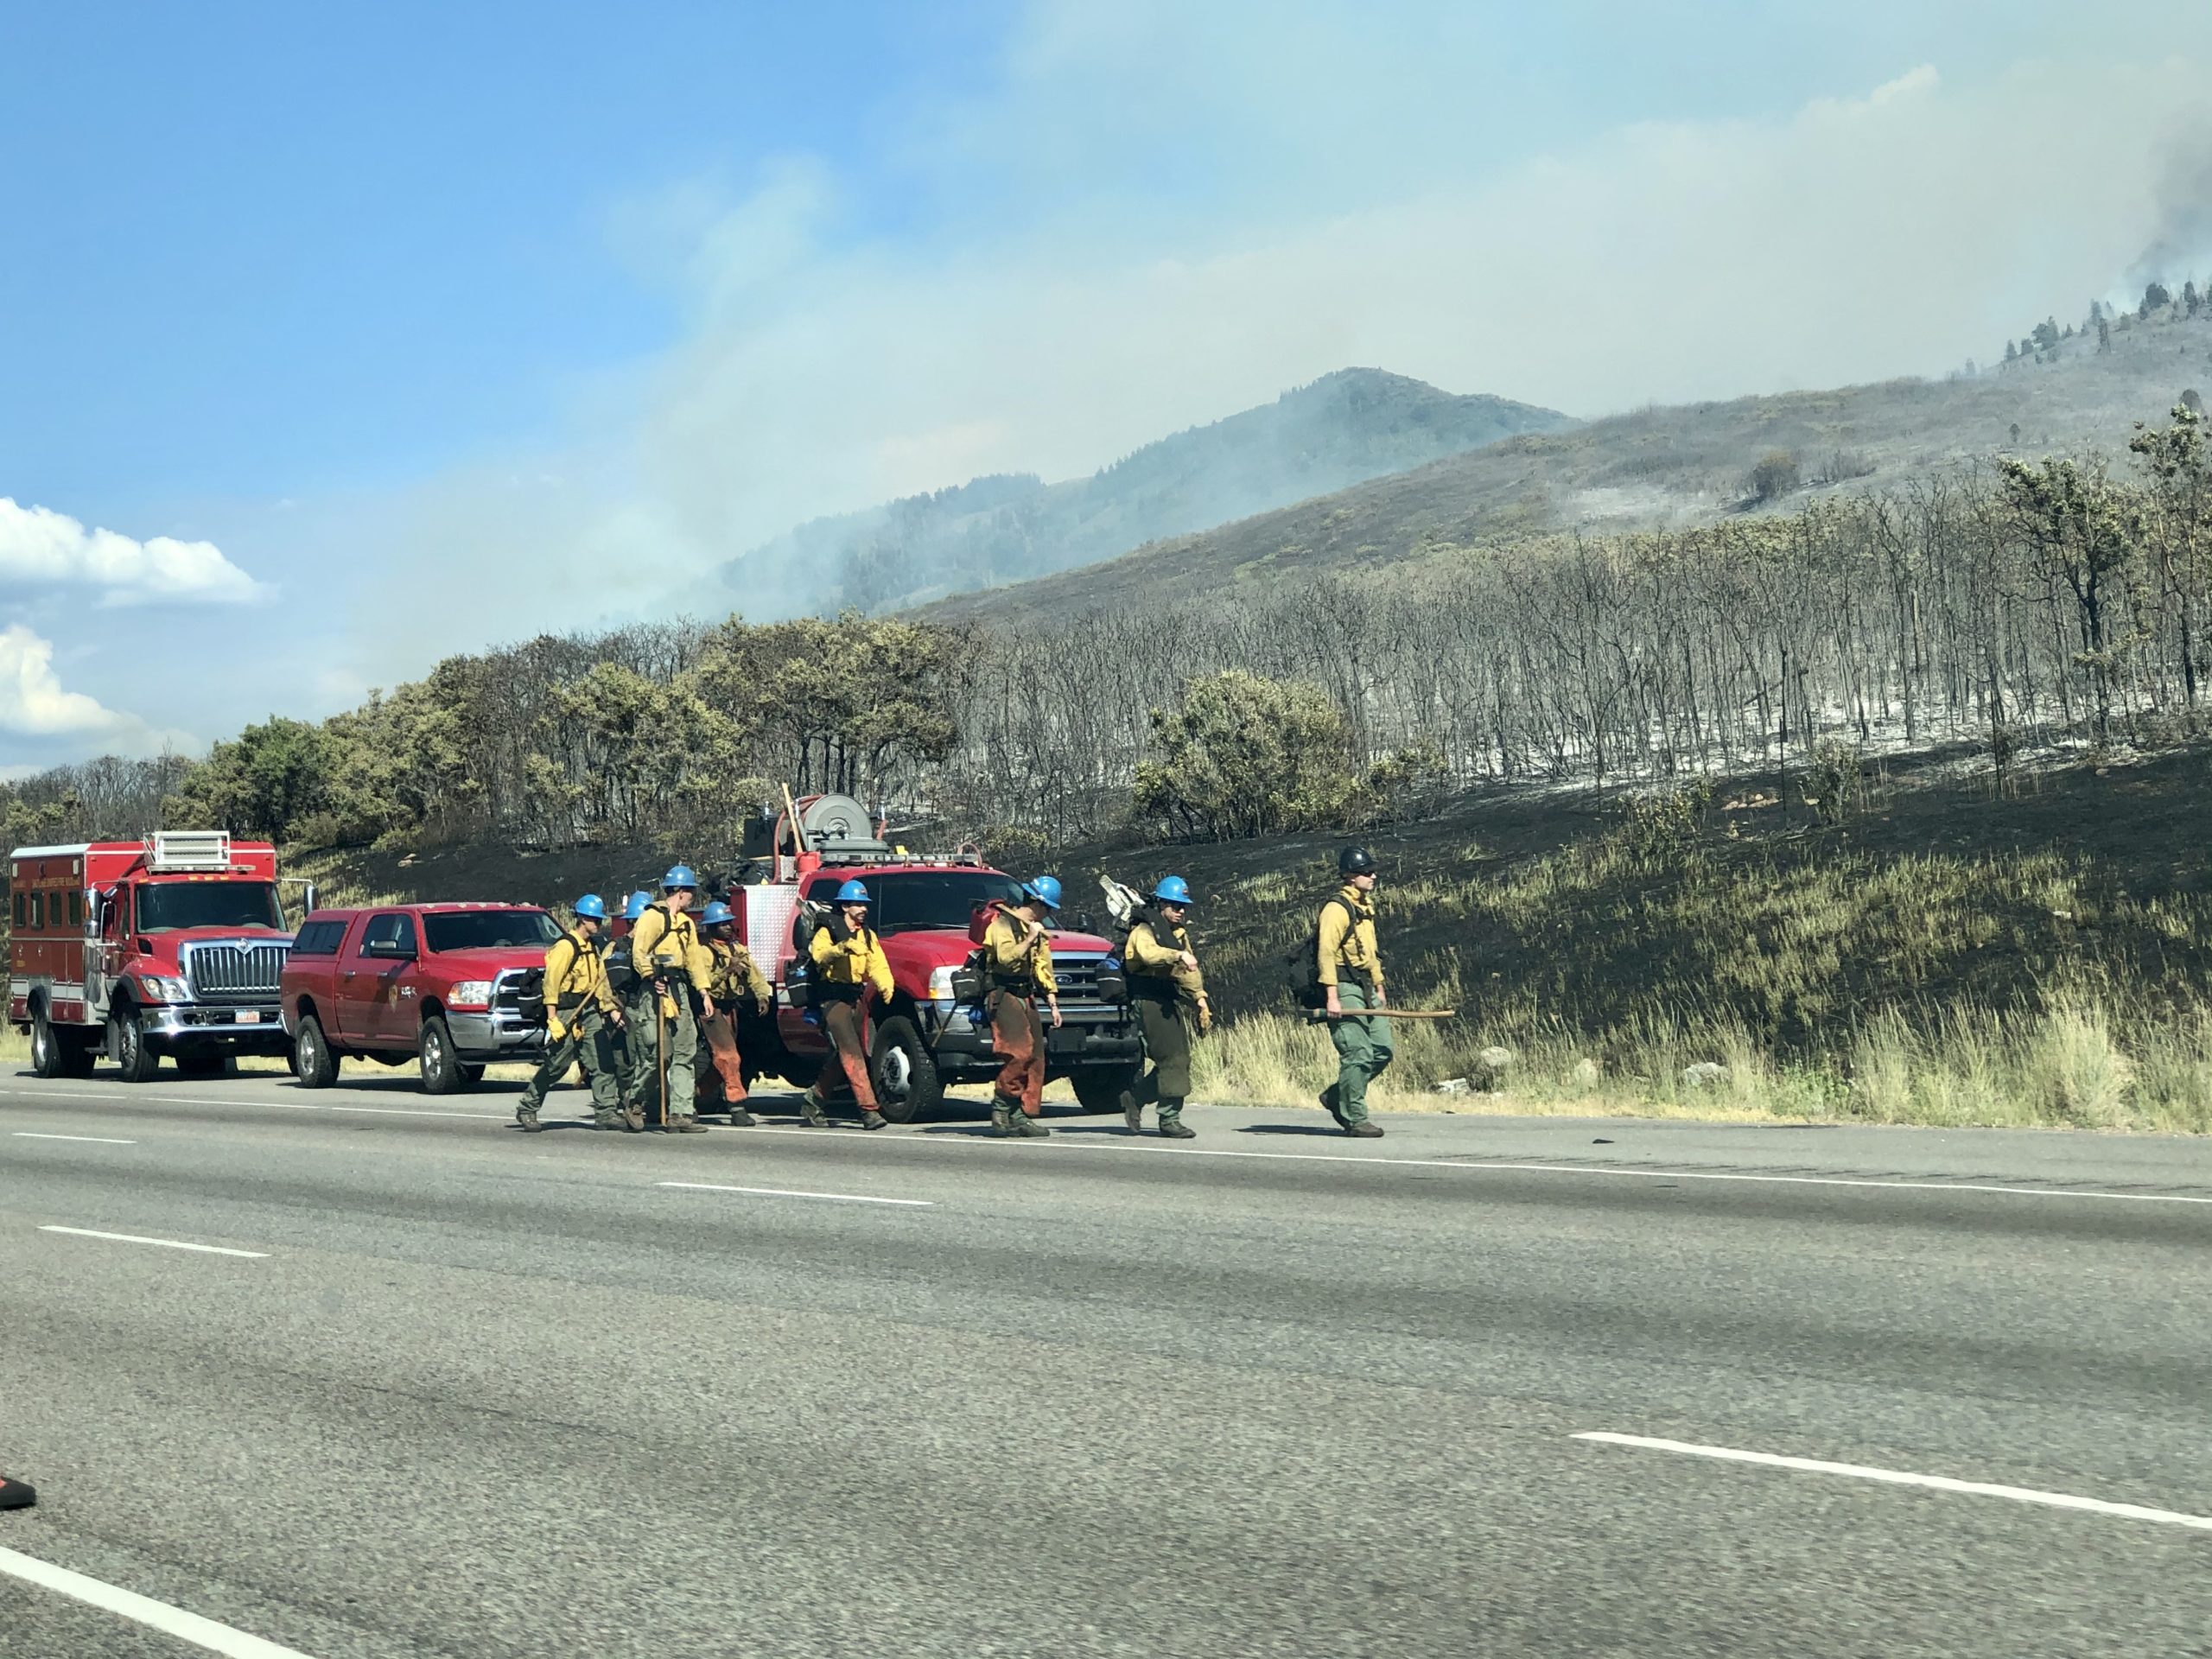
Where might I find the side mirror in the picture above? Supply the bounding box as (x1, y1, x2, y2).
(1077, 911, 1094, 936)
(301, 882, 318, 919)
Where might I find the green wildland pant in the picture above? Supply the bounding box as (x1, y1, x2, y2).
(619, 980, 657, 1107)
(1123, 994, 1192, 1122)
(520, 1005, 626, 1116)
(1330, 982, 1394, 1123)
(641, 983, 699, 1122)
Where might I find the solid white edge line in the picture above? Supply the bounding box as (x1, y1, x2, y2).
(0, 1542, 317, 1658)
(13, 1132, 137, 1144)
(657, 1180, 931, 1208)
(8, 1081, 2212, 1207)
(38, 1225, 267, 1259)
(734, 1124, 2212, 1206)
(1573, 1433, 2212, 1532)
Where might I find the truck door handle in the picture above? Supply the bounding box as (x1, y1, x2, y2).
(340, 970, 357, 981)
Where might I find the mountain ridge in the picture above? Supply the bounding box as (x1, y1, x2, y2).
(922, 301, 2212, 624)
(713, 366, 1573, 616)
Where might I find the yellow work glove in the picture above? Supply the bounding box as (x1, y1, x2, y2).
(547, 1014, 569, 1044)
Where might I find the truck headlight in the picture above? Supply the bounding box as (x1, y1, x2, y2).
(448, 981, 494, 1012)
(138, 976, 189, 1003)
(926, 965, 956, 1001)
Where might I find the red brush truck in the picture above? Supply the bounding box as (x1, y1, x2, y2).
(722, 793, 1142, 1122)
(7, 832, 296, 1080)
(278, 903, 556, 1093)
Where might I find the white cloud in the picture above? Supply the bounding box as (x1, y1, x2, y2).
(0, 624, 187, 754)
(0, 497, 264, 606)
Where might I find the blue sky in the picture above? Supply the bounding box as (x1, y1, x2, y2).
(4, 1, 2211, 771)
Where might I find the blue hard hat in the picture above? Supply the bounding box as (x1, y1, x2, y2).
(1151, 875, 1192, 906)
(663, 864, 697, 891)
(836, 879, 871, 905)
(1024, 874, 1063, 912)
(700, 900, 734, 926)
(573, 893, 607, 921)
(623, 890, 652, 922)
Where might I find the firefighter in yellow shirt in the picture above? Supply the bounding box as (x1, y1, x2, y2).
(1119, 874, 1211, 1139)
(694, 899, 772, 1127)
(980, 875, 1063, 1138)
(628, 864, 715, 1133)
(802, 878, 896, 1130)
(1319, 846, 1390, 1139)
(517, 894, 634, 1134)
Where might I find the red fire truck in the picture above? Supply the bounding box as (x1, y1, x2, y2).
(7, 832, 298, 1080)
(720, 794, 1142, 1121)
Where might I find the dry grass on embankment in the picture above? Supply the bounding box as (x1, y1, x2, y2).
(1091, 741, 2212, 1135)
(1192, 1001, 2212, 1134)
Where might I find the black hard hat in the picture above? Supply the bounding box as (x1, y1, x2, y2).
(1338, 845, 1376, 876)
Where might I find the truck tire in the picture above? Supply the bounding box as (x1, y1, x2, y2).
(1071, 1061, 1143, 1114)
(111, 1003, 161, 1083)
(294, 1014, 340, 1089)
(31, 1005, 80, 1079)
(868, 1014, 943, 1124)
(30, 1005, 61, 1079)
(33, 1007, 95, 1080)
(418, 1014, 465, 1095)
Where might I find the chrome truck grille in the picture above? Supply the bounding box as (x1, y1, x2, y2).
(1049, 951, 1110, 1007)
(493, 968, 541, 1033)
(181, 940, 289, 1003)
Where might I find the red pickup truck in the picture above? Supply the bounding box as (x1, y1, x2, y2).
(732, 863, 1142, 1122)
(279, 904, 556, 1092)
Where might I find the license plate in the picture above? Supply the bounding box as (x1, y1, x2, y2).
(235, 1010, 263, 1024)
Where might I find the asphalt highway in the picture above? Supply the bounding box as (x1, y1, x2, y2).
(3, 1070, 2209, 1656)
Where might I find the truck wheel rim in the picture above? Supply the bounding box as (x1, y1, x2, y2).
(879, 1047, 912, 1101)
(32, 1020, 48, 1067)
(424, 1029, 444, 1071)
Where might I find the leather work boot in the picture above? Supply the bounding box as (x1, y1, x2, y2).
(592, 1108, 625, 1131)
(1319, 1084, 1348, 1129)
(799, 1090, 830, 1128)
(1012, 1112, 1052, 1139)
(989, 1101, 1016, 1136)
(860, 1109, 889, 1130)
(621, 1104, 645, 1133)
(671, 1114, 709, 1134)
(726, 1106, 757, 1128)
(1158, 1118, 1196, 1140)
(1122, 1093, 1143, 1134)
(1346, 1120, 1384, 1139)
(515, 1106, 543, 1133)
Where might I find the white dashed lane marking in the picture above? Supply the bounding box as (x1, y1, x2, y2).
(37, 1225, 268, 1259)
(1575, 1433, 2212, 1532)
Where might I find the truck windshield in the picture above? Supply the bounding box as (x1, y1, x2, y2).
(870, 872, 1027, 934)
(135, 881, 285, 933)
(423, 911, 560, 952)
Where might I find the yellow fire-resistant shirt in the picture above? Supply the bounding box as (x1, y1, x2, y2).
(809, 920, 896, 1001)
(1125, 914, 1206, 1003)
(981, 906, 1057, 997)
(543, 926, 619, 1038)
(704, 938, 772, 1007)
(1315, 885, 1385, 994)
(630, 902, 716, 1015)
